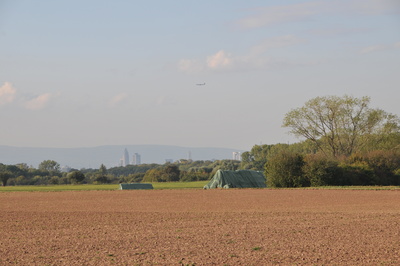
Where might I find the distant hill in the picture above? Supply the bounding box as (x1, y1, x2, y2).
(0, 145, 244, 169)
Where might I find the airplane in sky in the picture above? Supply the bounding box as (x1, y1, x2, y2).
(196, 83, 206, 86)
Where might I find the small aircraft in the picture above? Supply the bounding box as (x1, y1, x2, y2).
(196, 83, 206, 86)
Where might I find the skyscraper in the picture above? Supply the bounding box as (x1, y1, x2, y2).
(122, 148, 129, 167)
(233, 152, 241, 161)
(132, 153, 141, 165)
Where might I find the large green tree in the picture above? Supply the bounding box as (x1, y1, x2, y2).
(283, 95, 399, 157)
(92, 164, 109, 184)
(0, 164, 22, 186)
(0, 171, 12, 186)
(241, 145, 273, 170)
(39, 160, 61, 174)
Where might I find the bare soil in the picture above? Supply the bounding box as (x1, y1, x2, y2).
(1, 189, 400, 265)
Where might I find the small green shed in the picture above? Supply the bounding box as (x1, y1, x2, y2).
(119, 183, 154, 190)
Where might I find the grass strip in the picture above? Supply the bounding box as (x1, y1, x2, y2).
(1, 182, 399, 192)
(0, 181, 209, 192)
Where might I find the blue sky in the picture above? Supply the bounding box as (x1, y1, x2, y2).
(0, 0, 399, 151)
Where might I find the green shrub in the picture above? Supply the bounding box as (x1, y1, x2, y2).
(179, 171, 209, 182)
(142, 165, 180, 182)
(339, 150, 400, 186)
(303, 154, 342, 186)
(128, 173, 145, 183)
(67, 171, 85, 184)
(49, 176, 60, 185)
(363, 150, 400, 185)
(0, 172, 12, 186)
(93, 174, 109, 184)
(339, 162, 375, 186)
(265, 150, 307, 187)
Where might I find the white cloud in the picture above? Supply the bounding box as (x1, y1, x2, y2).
(0, 82, 17, 105)
(109, 93, 128, 107)
(24, 93, 52, 110)
(206, 50, 233, 69)
(236, 1, 327, 30)
(179, 35, 304, 73)
(360, 42, 400, 54)
(236, 0, 399, 30)
(178, 50, 235, 73)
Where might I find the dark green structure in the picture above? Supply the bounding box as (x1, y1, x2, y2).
(119, 183, 154, 190)
(203, 170, 266, 189)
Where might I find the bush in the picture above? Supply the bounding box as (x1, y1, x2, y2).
(32, 175, 49, 185)
(394, 169, 400, 185)
(339, 150, 400, 186)
(265, 150, 307, 187)
(163, 165, 180, 181)
(14, 175, 30, 185)
(67, 171, 85, 184)
(179, 171, 210, 182)
(59, 176, 70, 184)
(142, 169, 162, 182)
(118, 173, 145, 183)
(128, 173, 145, 183)
(339, 162, 375, 186)
(93, 174, 109, 184)
(363, 150, 400, 185)
(49, 176, 60, 185)
(142, 165, 180, 182)
(303, 154, 341, 186)
(0, 172, 12, 186)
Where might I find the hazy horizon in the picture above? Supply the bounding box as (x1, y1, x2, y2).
(1, 1, 399, 151)
(0, 144, 245, 168)
(0, 143, 245, 150)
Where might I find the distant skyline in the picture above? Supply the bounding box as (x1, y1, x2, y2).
(1, 0, 399, 151)
(0, 145, 243, 168)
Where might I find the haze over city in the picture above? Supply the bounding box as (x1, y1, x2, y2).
(1, 0, 399, 151)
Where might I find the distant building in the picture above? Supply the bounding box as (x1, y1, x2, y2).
(60, 165, 72, 173)
(122, 148, 130, 167)
(132, 153, 141, 165)
(165, 159, 173, 164)
(233, 152, 241, 161)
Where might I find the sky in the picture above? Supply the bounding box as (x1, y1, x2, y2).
(0, 0, 399, 151)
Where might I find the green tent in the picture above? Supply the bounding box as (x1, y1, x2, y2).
(119, 183, 154, 190)
(203, 170, 266, 189)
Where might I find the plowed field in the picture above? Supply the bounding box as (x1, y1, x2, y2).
(1, 189, 400, 265)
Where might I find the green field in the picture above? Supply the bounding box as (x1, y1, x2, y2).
(1, 182, 399, 192)
(0, 181, 209, 192)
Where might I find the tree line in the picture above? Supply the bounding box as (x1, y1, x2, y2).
(0, 159, 241, 186)
(242, 95, 400, 187)
(1, 95, 399, 187)
(241, 143, 400, 187)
